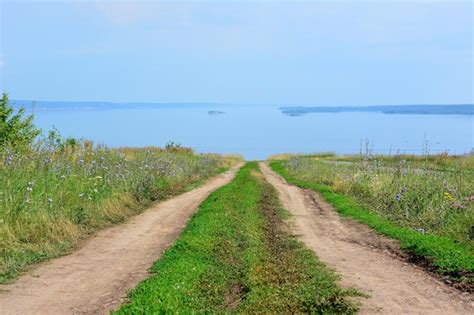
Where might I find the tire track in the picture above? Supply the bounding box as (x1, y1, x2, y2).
(260, 162, 472, 314)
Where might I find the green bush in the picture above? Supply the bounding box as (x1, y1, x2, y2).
(0, 93, 40, 147)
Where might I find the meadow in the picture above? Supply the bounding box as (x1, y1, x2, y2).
(0, 140, 234, 283)
(270, 153, 474, 288)
(2, 93, 472, 312)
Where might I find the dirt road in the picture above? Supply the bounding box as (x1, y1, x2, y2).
(0, 164, 242, 315)
(260, 162, 472, 314)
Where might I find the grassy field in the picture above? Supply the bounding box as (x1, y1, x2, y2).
(0, 142, 236, 283)
(270, 155, 474, 288)
(117, 162, 359, 314)
(275, 152, 474, 172)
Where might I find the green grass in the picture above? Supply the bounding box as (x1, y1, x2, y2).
(270, 156, 474, 248)
(116, 162, 358, 314)
(271, 161, 474, 287)
(0, 143, 233, 283)
(317, 153, 474, 172)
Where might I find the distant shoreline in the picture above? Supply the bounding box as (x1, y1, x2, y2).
(280, 105, 474, 116)
(10, 100, 474, 117)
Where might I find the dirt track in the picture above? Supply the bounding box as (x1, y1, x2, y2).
(0, 164, 242, 315)
(260, 162, 473, 314)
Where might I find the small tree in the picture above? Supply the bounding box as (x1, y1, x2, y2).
(0, 93, 40, 146)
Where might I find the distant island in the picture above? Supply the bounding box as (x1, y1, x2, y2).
(280, 105, 474, 116)
(208, 110, 225, 115)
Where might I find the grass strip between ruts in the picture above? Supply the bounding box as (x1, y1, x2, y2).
(116, 162, 358, 314)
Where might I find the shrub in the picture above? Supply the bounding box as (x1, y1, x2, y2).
(0, 93, 40, 147)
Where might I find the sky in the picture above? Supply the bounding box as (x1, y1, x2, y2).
(0, 0, 473, 105)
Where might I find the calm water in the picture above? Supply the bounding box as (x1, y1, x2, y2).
(32, 105, 473, 160)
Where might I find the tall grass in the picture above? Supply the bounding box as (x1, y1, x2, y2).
(282, 157, 474, 247)
(0, 142, 231, 283)
(315, 152, 474, 172)
(271, 155, 474, 286)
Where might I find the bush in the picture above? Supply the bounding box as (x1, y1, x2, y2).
(0, 93, 40, 147)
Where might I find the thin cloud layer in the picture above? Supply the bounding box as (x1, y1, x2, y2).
(1, 1, 472, 104)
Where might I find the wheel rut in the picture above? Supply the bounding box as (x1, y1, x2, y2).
(260, 162, 472, 314)
(0, 164, 243, 315)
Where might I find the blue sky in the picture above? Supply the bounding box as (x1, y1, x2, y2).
(0, 0, 472, 105)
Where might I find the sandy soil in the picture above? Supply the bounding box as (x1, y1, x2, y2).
(260, 162, 473, 314)
(0, 163, 242, 315)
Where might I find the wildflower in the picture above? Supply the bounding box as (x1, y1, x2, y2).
(452, 202, 465, 210)
(26, 186, 33, 192)
(60, 175, 66, 179)
(395, 194, 402, 202)
(79, 159, 84, 165)
(79, 193, 84, 198)
(443, 192, 454, 201)
(47, 197, 53, 204)
(416, 228, 426, 234)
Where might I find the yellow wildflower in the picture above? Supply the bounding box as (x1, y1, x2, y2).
(443, 192, 454, 201)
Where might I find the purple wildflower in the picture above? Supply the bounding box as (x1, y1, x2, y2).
(452, 202, 465, 210)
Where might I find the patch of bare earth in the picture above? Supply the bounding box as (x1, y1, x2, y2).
(0, 164, 242, 315)
(260, 162, 473, 314)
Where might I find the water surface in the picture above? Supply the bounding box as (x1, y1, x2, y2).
(27, 104, 473, 160)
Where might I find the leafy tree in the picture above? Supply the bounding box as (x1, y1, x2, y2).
(0, 93, 40, 146)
